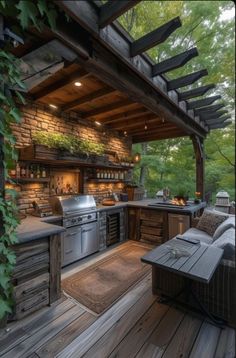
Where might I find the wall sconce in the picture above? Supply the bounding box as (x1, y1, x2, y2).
(133, 153, 141, 163)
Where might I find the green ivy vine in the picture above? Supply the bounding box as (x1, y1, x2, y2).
(0, 0, 61, 320)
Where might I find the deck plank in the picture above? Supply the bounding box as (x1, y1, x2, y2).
(189, 321, 221, 358)
(83, 286, 157, 358)
(135, 307, 185, 357)
(109, 302, 169, 358)
(214, 326, 235, 358)
(56, 274, 152, 358)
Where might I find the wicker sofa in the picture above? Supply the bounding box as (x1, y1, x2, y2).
(152, 210, 236, 327)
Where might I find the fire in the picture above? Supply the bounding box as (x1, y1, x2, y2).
(170, 198, 186, 206)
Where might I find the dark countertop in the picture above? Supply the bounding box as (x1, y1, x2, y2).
(97, 199, 206, 214)
(16, 216, 65, 244)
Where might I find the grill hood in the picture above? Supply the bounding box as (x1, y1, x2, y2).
(49, 195, 96, 216)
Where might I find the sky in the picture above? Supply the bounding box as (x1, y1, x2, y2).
(219, 7, 235, 21)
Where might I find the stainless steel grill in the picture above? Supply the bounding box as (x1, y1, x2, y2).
(49, 195, 99, 267)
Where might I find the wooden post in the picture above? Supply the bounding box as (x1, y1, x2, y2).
(191, 135, 205, 200)
(0, 134, 4, 238)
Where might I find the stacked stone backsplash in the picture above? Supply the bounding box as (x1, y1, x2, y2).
(10, 102, 132, 214)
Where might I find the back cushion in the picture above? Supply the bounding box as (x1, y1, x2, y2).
(213, 216, 235, 241)
(212, 227, 235, 260)
(196, 210, 228, 237)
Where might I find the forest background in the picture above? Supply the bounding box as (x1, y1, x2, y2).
(119, 1, 235, 202)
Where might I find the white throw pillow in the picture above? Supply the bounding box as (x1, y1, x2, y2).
(213, 216, 235, 241)
(212, 227, 235, 260)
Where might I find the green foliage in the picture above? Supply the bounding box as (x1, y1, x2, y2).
(32, 131, 105, 156)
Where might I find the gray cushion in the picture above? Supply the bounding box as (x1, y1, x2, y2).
(196, 209, 228, 237)
(212, 227, 235, 260)
(213, 216, 235, 241)
(183, 228, 213, 245)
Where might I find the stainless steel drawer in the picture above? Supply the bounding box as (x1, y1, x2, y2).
(81, 222, 99, 258)
(62, 226, 81, 266)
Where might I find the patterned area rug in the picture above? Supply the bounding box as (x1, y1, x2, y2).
(62, 243, 151, 314)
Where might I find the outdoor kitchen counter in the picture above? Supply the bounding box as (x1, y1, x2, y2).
(97, 199, 206, 214)
(16, 216, 65, 244)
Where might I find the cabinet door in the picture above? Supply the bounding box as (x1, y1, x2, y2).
(128, 208, 140, 241)
(168, 214, 190, 239)
(62, 226, 81, 266)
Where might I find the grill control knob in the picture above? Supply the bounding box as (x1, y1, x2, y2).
(78, 217, 83, 222)
(88, 215, 92, 219)
(71, 218, 76, 224)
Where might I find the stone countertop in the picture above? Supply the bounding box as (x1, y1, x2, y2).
(96, 199, 206, 214)
(16, 216, 65, 244)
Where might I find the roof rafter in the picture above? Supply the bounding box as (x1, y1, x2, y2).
(208, 120, 232, 129)
(178, 84, 215, 100)
(130, 17, 181, 57)
(99, 0, 141, 28)
(200, 110, 228, 120)
(152, 48, 198, 76)
(205, 115, 231, 125)
(99, 108, 150, 124)
(167, 69, 208, 91)
(61, 87, 117, 111)
(195, 103, 225, 115)
(82, 99, 133, 118)
(187, 95, 221, 110)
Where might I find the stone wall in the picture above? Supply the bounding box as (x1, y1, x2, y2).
(10, 102, 132, 213)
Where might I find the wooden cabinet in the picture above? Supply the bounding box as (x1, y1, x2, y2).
(140, 209, 168, 245)
(11, 234, 61, 320)
(168, 213, 190, 239)
(128, 208, 140, 241)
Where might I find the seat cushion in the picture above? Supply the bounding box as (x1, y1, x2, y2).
(196, 210, 228, 237)
(213, 216, 235, 241)
(212, 227, 235, 260)
(183, 228, 213, 245)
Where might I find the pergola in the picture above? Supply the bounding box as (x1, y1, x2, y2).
(1, 0, 232, 198)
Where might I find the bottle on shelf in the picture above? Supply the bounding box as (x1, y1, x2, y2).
(9, 162, 16, 178)
(100, 170, 104, 179)
(20, 164, 26, 178)
(16, 162, 21, 178)
(96, 169, 100, 179)
(30, 164, 34, 178)
(41, 166, 46, 178)
(107, 170, 110, 179)
(104, 170, 107, 179)
(36, 165, 41, 179)
(115, 171, 118, 180)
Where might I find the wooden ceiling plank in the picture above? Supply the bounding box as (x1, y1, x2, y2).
(98, 108, 149, 123)
(187, 95, 221, 110)
(178, 84, 215, 100)
(82, 98, 133, 118)
(33, 68, 90, 100)
(195, 103, 225, 115)
(105, 111, 154, 126)
(152, 48, 198, 76)
(200, 110, 228, 120)
(132, 130, 187, 143)
(130, 17, 181, 57)
(127, 124, 178, 136)
(61, 87, 116, 111)
(110, 116, 160, 130)
(167, 69, 208, 91)
(99, 0, 141, 28)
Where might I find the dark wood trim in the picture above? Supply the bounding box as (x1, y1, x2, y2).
(49, 234, 61, 304)
(62, 87, 116, 111)
(208, 120, 232, 129)
(152, 48, 198, 76)
(167, 69, 208, 90)
(99, 0, 141, 28)
(205, 115, 231, 125)
(131, 17, 181, 57)
(187, 95, 221, 110)
(132, 130, 187, 143)
(200, 110, 228, 120)
(82, 99, 133, 118)
(191, 135, 205, 200)
(195, 103, 225, 115)
(127, 124, 179, 136)
(178, 84, 215, 100)
(33, 69, 89, 100)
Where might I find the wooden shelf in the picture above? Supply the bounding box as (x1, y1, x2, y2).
(7, 178, 50, 184)
(86, 178, 130, 183)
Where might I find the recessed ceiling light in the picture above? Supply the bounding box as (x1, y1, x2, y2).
(74, 81, 82, 87)
(124, 131, 127, 136)
(49, 104, 58, 109)
(95, 121, 101, 126)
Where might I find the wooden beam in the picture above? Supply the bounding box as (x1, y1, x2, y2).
(33, 68, 89, 100)
(82, 99, 133, 118)
(127, 124, 178, 136)
(167, 69, 208, 90)
(107, 113, 157, 128)
(191, 135, 205, 199)
(200, 110, 228, 120)
(132, 130, 187, 143)
(208, 120, 232, 129)
(61, 87, 116, 111)
(152, 48, 198, 76)
(205, 115, 231, 125)
(187, 95, 221, 110)
(99, 0, 141, 28)
(195, 103, 225, 115)
(111, 116, 162, 131)
(130, 17, 181, 57)
(98, 108, 150, 123)
(178, 84, 215, 100)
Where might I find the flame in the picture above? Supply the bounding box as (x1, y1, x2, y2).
(170, 198, 186, 206)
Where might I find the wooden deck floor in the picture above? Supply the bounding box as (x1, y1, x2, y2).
(0, 242, 235, 358)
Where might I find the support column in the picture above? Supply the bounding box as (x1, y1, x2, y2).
(191, 135, 205, 200)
